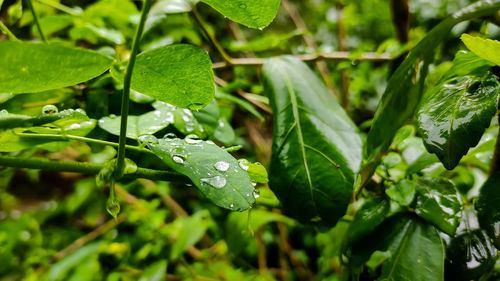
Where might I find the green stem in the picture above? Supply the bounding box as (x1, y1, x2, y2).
(15, 132, 154, 156)
(26, 0, 47, 42)
(0, 21, 20, 41)
(192, 5, 233, 64)
(36, 0, 81, 16)
(116, 0, 153, 179)
(0, 155, 188, 182)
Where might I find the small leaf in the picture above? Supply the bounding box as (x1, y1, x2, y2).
(345, 197, 389, 247)
(263, 56, 362, 226)
(200, 0, 280, 29)
(110, 44, 214, 110)
(139, 260, 167, 281)
(170, 210, 210, 260)
(98, 110, 173, 139)
(417, 73, 500, 169)
(386, 180, 416, 207)
(461, 34, 500, 66)
(0, 41, 113, 93)
(146, 136, 256, 211)
(475, 172, 500, 249)
(238, 159, 268, 184)
(414, 178, 462, 235)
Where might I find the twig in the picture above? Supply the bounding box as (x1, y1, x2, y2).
(282, 0, 338, 97)
(256, 228, 268, 274)
(335, 2, 350, 109)
(212, 52, 393, 69)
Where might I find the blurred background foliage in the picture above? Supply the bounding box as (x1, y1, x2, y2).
(0, 0, 499, 280)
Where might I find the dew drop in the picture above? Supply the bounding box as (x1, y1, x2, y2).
(200, 175, 226, 189)
(214, 161, 230, 172)
(172, 155, 184, 164)
(42, 104, 58, 116)
(230, 203, 234, 208)
(206, 140, 215, 145)
(238, 159, 250, 171)
(182, 114, 190, 122)
(185, 134, 202, 144)
(185, 122, 195, 132)
(163, 132, 177, 140)
(251, 180, 257, 187)
(0, 109, 8, 115)
(138, 134, 158, 144)
(253, 189, 260, 199)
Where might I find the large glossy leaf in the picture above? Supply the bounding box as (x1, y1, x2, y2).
(414, 178, 462, 235)
(0, 41, 113, 93)
(110, 44, 214, 110)
(200, 0, 280, 29)
(475, 172, 500, 249)
(461, 34, 500, 66)
(263, 56, 362, 226)
(417, 73, 500, 169)
(363, 0, 500, 182)
(145, 136, 256, 211)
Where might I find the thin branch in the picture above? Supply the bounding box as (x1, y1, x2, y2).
(212, 52, 393, 69)
(116, 0, 153, 179)
(26, 0, 47, 42)
(0, 155, 188, 182)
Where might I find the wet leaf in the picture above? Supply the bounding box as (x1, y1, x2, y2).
(0, 41, 113, 93)
(98, 109, 174, 139)
(475, 172, 500, 249)
(263, 56, 362, 227)
(417, 73, 500, 169)
(345, 197, 389, 247)
(386, 180, 416, 207)
(414, 178, 462, 236)
(146, 136, 256, 211)
(200, 0, 280, 29)
(110, 44, 214, 110)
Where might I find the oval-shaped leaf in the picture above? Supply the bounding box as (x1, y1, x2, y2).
(417, 73, 500, 169)
(0, 41, 113, 93)
(98, 109, 174, 139)
(110, 44, 214, 110)
(200, 0, 280, 29)
(263, 56, 362, 227)
(414, 178, 462, 235)
(461, 34, 500, 66)
(475, 172, 500, 249)
(146, 136, 256, 211)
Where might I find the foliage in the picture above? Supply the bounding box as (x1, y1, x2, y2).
(0, 0, 500, 280)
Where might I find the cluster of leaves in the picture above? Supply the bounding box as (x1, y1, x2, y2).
(1, 0, 500, 280)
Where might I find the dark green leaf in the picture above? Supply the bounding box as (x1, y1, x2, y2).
(146, 136, 256, 211)
(417, 73, 500, 169)
(200, 0, 280, 29)
(445, 229, 497, 281)
(414, 178, 462, 235)
(364, 0, 500, 181)
(110, 44, 214, 110)
(0, 41, 113, 93)
(263, 56, 362, 226)
(346, 197, 389, 247)
(475, 172, 500, 249)
(461, 34, 500, 66)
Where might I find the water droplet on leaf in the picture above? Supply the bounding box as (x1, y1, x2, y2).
(106, 197, 120, 218)
(200, 175, 226, 189)
(138, 134, 158, 144)
(172, 155, 184, 164)
(214, 161, 230, 171)
(42, 105, 58, 116)
(185, 134, 202, 144)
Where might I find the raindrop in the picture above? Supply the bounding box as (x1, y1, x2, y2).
(163, 132, 177, 140)
(185, 122, 195, 132)
(200, 175, 226, 189)
(253, 189, 260, 199)
(214, 161, 230, 171)
(206, 140, 215, 145)
(42, 104, 58, 116)
(0, 109, 8, 115)
(185, 134, 202, 144)
(251, 180, 257, 187)
(172, 155, 185, 164)
(138, 134, 158, 144)
(238, 159, 250, 171)
(182, 114, 190, 122)
(230, 203, 234, 208)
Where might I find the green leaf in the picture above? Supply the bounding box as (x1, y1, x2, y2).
(263, 56, 362, 227)
(379, 218, 445, 281)
(414, 178, 462, 235)
(139, 260, 167, 281)
(46, 243, 102, 281)
(441, 51, 493, 81)
(110, 44, 214, 110)
(386, 180, 416, 207)
(146, 136, 256, 211)
(416, 73, 500, 169)
(445, 229, 497, 281)
(475, 172, 500, 249)
(153, 102, 206, 137)
(346, 197, 390, 247)
(238, 160, 268, 184)
(200, 0, 280, 29)
(0, 41, 113, 93)
(170, 210, 210, 260)
(98, 109, 173, 139)
(363, 0, 500, 180)
(213, 117, 235, 144)
(461, 34, 500, 66)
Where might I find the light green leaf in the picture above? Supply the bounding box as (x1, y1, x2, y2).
(0, 41, 113, 93)
(386, 180, 416, 207)
(98, 109, 173, 139)
(238, 160, 268, 184)
(170, 210, 210, 260)
(139, 260, 167, 281)
(417, 73, 500, 169)
(145, 136, 256, 211)
(461, 34, 500, 66)
(200, 0, 280, 29)
(263, 56, 362, 227)
(110, 44, 214, 110)
(46, 243, 102, 281)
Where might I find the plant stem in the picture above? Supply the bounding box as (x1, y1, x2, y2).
(0, 21, 20, 41)
(192, 5, 233, 64)
(36, 0, 81, 16)
(116, 0, 153, 179)
(26, 0, 47, 42)
(489, 113, 500, 176)
(16, 132, 154, 156)
(0, 155, 188, 182)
